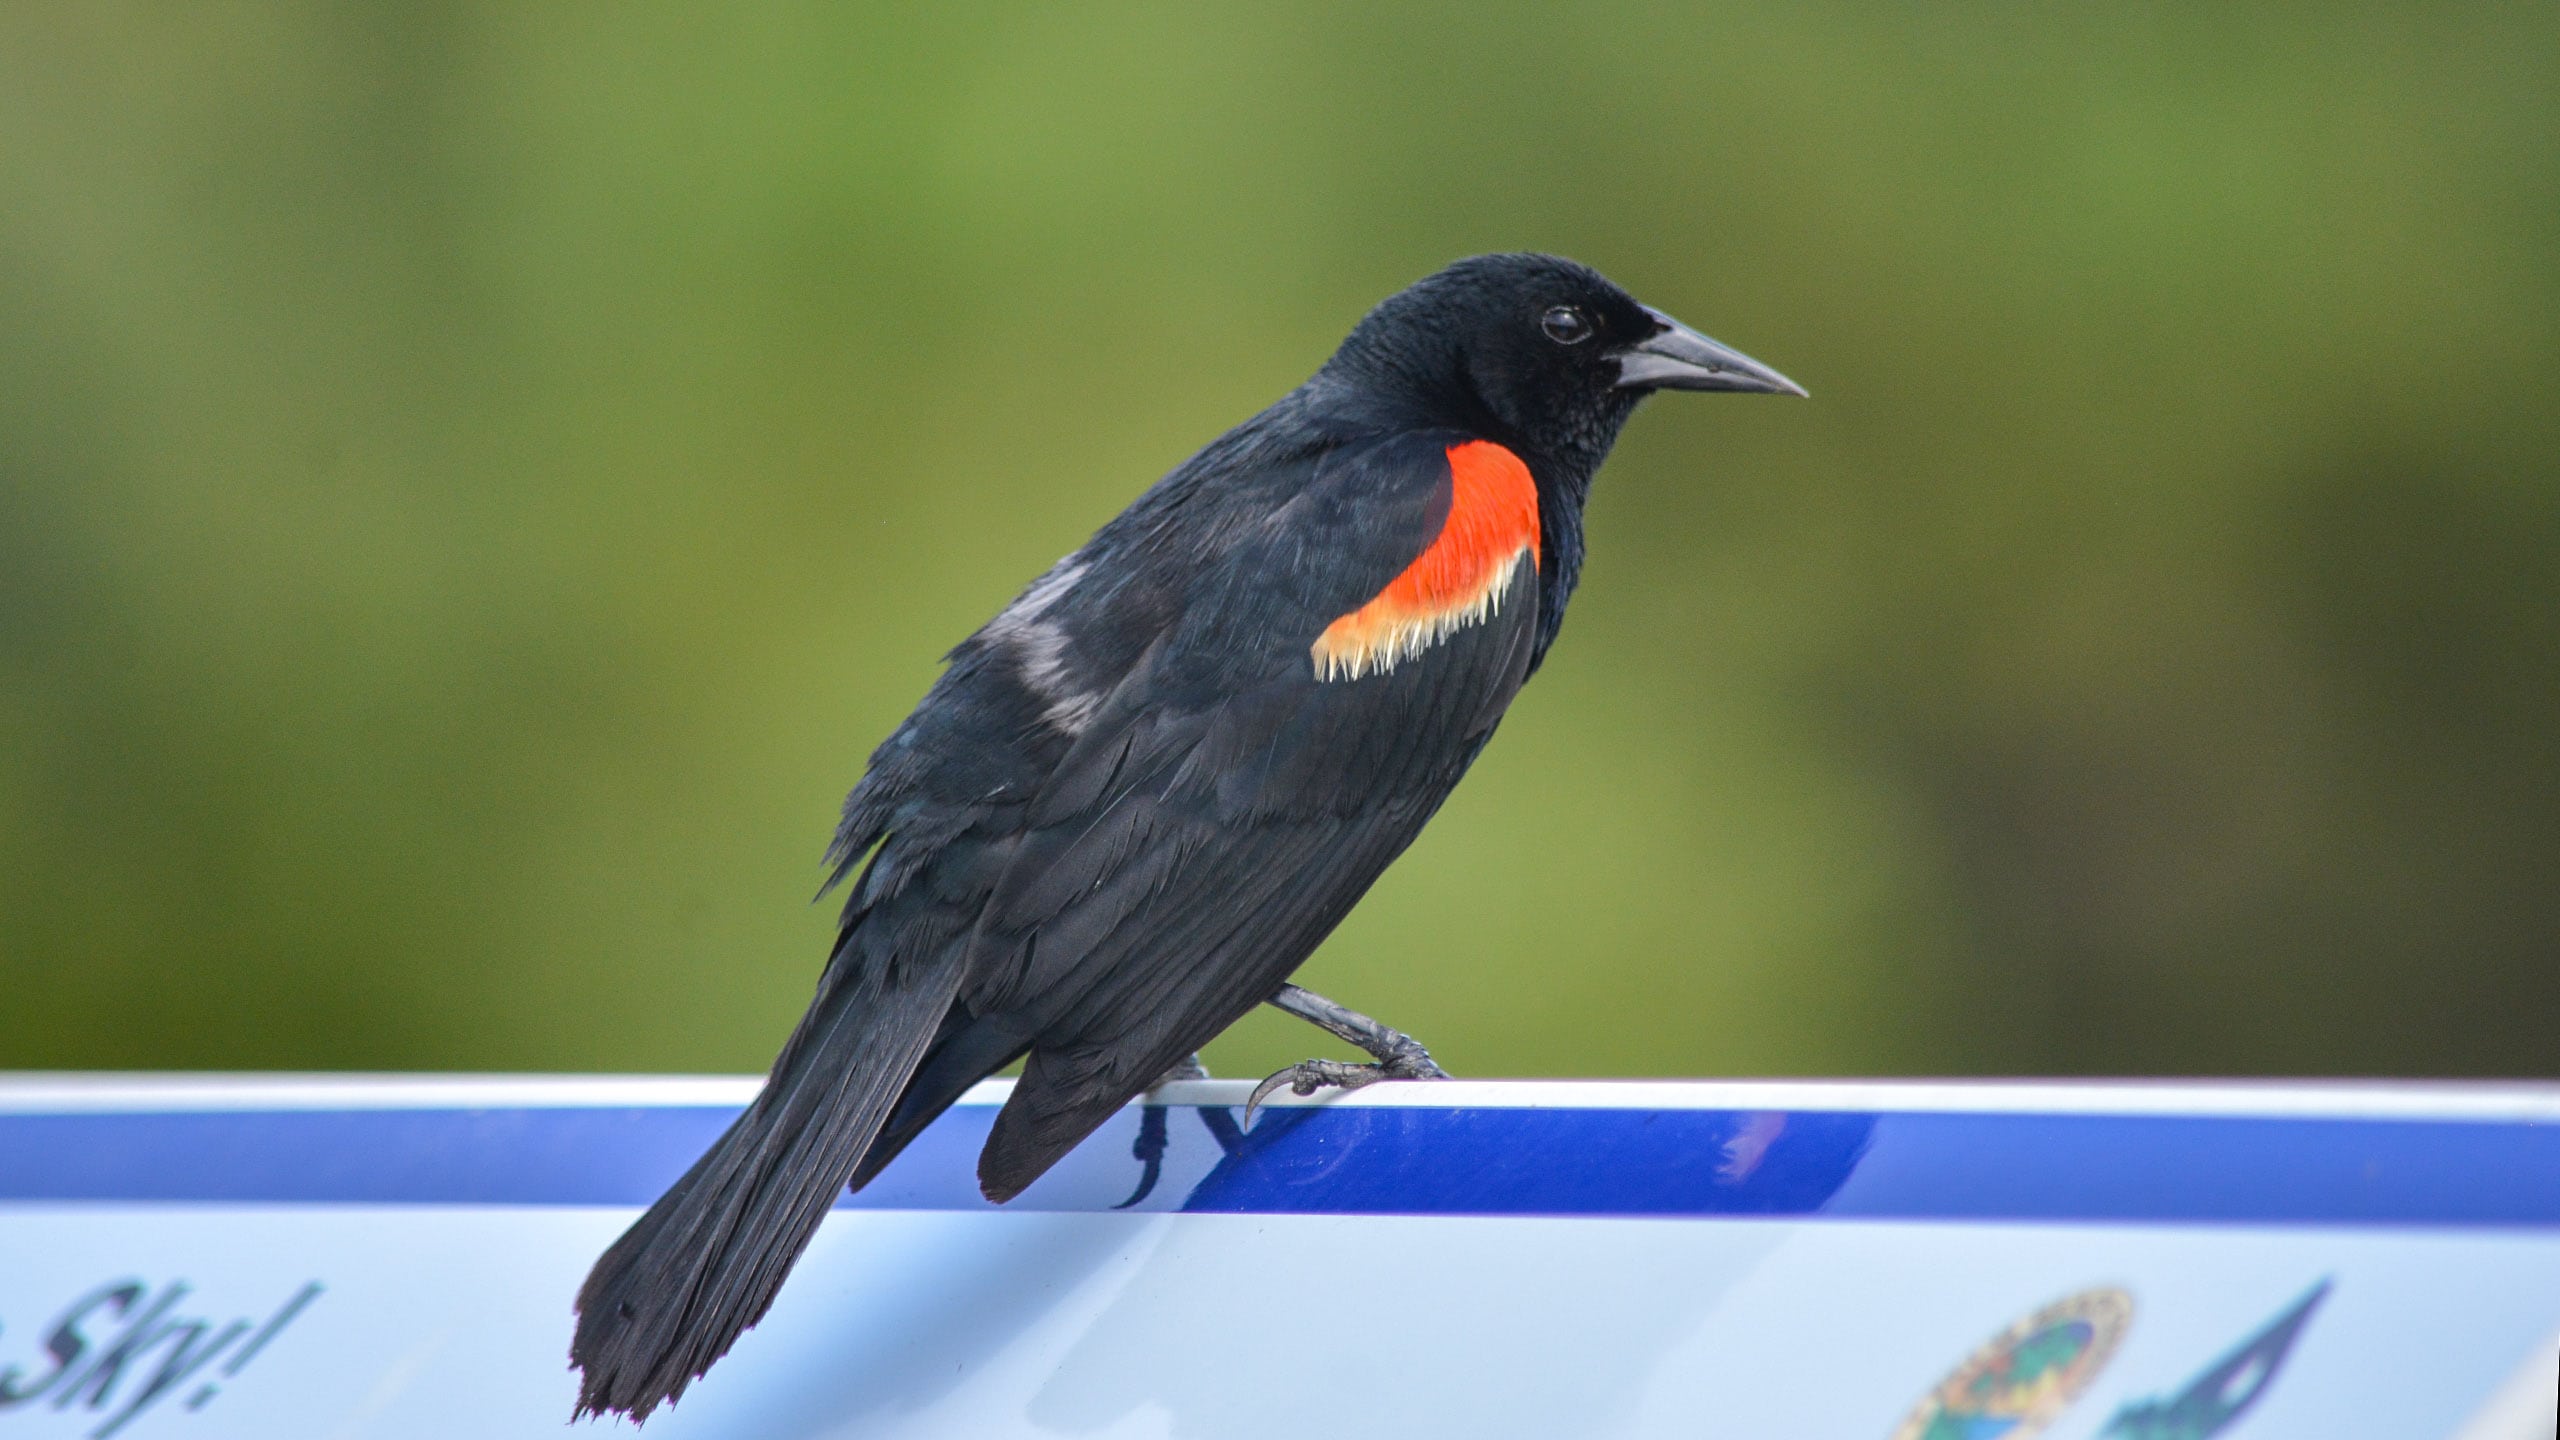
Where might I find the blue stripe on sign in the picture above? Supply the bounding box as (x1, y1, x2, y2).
(2, 1103, 2558, 1226)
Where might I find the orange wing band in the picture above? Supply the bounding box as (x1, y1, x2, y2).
(1311, 440, 1541, 682)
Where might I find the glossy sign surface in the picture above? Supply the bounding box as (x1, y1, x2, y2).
(1, 1077, 2554, 1439)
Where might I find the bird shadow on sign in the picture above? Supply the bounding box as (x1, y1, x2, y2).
(651, 1209, 1143, 1439)
(1021, 1207, 1789, 1440)
(1021, 1105, 1869, 1439)
(649, 1100, 1262, 1436)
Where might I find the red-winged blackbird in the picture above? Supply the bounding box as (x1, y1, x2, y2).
(571, 253, 1803, 1420)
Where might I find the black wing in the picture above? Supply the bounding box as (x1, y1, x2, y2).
(953, 427, 1542, 1198)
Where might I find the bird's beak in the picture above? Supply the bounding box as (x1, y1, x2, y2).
(1614, 306, 1808, 396)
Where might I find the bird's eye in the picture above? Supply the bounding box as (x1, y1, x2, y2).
(1540, 306, 1593, 345)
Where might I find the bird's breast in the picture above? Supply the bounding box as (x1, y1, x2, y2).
(1310, 439, 1541, 683)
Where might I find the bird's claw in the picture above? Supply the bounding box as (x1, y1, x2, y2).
(1245, 1048, 1447, 1122)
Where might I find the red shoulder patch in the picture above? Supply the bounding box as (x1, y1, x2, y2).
(1311, 440, 1541, 682)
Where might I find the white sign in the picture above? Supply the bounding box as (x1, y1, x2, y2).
(2, 1076, 2555, 1439)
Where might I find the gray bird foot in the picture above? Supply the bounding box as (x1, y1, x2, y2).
(1246, 1047, 1446, 1121)
(1148, 1052, 1210, 1088)
(1246, 982, 1449, 1119)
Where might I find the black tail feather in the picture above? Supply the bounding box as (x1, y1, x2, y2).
(569, 944, 961, 1422)
(845, 1011, 1034, 1194)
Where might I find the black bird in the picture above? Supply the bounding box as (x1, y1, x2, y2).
(571, 252, 1803, 1420)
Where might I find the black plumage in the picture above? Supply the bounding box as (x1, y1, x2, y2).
(571, 252, 1803, 1420)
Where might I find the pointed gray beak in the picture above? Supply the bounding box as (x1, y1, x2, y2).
(1614, 306, 1807, 396)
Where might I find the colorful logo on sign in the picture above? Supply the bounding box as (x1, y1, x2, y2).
(2101, 1280, 2329, 1440)
(1890, 1287, 2134, 1440)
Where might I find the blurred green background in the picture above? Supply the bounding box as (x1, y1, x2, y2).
(3, 4, 2554, 1081)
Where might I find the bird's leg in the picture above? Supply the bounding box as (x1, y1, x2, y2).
(1267, 985, 1448, 1075)
(1249, 984, 1449, 1116)
(1149, 1052, 1209, 1087)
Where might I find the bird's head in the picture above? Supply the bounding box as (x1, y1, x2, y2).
(1321, 252, 1804, 469)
